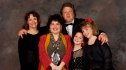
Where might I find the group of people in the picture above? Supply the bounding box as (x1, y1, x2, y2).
(18, 2, 114, 70)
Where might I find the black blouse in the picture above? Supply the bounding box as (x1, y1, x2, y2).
(18, 33, 41, 70)
(69, 47, 90, 70)
(85, 39, 114, 70)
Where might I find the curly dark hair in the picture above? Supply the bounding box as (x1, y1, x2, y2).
(47, 14, 64, 27)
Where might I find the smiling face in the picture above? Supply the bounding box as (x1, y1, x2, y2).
(73, 32, 83, 45)
(81, 24, 94, 39)
(62, 7, 74, 23)
(50, 20, 62, 35)
(27, 14, 38, 29)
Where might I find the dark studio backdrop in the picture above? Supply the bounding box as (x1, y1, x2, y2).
(0, 0, 126, 70)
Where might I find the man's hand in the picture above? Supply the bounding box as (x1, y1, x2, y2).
(18, 29, 27, 38)
(98, 32, 109, 44)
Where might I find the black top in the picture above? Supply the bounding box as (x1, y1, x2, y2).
(18, 33, 41, 70)
(69, 47, 90, 70)
(85, 39, 114, 70)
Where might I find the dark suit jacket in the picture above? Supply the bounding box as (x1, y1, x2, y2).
(62, 18, 84, 36)
(72, 18, 84, 36)
(39, 26, 48, 35)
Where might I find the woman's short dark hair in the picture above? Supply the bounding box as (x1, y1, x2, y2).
(47, 14, 64, 27)
(60, 2, 76, 17)
(23, 11, 41, 30)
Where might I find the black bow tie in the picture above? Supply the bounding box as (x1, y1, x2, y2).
(65, 23, 73, 26)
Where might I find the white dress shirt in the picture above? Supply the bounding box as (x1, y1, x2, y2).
(66, 19, 74, 37)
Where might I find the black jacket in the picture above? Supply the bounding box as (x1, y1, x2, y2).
(64, 18, 84, 36)
(85, 39, 114, 70)
(69, 47, 90, 70)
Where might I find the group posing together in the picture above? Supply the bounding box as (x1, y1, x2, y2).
(18, 2, 114, 70)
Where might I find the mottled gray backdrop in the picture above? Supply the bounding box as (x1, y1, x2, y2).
(0, 0, 126, 70)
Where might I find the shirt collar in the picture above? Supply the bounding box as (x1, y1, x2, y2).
(66, 19, 74, 24)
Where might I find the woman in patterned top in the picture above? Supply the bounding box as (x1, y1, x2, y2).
(69, 31, 89, 70)
(38, 14, 72, 70)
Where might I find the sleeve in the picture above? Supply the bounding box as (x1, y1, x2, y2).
(102, 43, 114, 70)
(68, 52, 73, 70)
(97, 30, 105, 36)
(61, 35, 73, 68)
(39, 35, 51, 69)
(18, 37, 27, 68)
(39, 26, 49, 35)
(83, 46, 90, 70)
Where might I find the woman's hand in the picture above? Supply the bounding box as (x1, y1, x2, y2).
(50, 63, 57, 70)
(56, 66, 62, 70)
(56, 61, 65, 70)
(98, 32, 109, 44)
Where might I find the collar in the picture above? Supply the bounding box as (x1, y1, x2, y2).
(66, 19, 74, 24)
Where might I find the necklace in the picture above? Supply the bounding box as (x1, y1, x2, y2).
(50, 33, 61, 50)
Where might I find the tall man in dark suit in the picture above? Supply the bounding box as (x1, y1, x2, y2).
(59, 2, 108, 43)
(60, 2, 83, 37)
